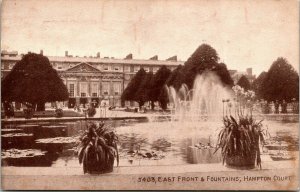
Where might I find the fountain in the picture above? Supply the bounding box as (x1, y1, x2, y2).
(154, 71, 233, 163)
(167, 71, 233, 122)
(1, 72, 298, 168)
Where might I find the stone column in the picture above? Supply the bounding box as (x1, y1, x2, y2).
(65, 78, 69, 107)
(99, 78, 102, 104)
(87, 77, 91, 104)
(88, 77, 91, 97)
(110, 80, 113, 97)
(76, 77, 80, 106)
(98, 79, 101, 97)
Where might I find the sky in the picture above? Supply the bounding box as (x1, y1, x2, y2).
(1, 0, 299, 76)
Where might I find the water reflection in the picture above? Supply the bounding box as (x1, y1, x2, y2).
(183, 137, 221, 164)
(151, 138, 172, 152)
(118, 133, 149, 153)
(187, 147, 221, 164)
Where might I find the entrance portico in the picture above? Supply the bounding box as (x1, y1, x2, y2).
(59, 62, 123, 108)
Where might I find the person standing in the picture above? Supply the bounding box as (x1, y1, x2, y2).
(281, 100, 287, 113)
(274, 100, 279, 114)
(260, 99, 265, 113)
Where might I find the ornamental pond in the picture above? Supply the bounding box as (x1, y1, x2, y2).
(1, 116, 299, 168)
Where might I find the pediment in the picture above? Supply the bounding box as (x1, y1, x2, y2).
(66, 62, 100, 72)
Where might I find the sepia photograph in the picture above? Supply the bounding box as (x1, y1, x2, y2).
(1, 0, 299, 190)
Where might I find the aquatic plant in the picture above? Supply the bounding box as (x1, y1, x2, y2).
(215, 115, 265, 169)
(77, 122, 119, 174)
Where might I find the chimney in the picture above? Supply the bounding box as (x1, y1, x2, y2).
(65, 51, 68, 57)
(40, 49, 43, 55)
(96, 52, 100, 58)
(166, 55, 177, 61)
(149, 55, 158, 60)
(125, 53, 133, 59)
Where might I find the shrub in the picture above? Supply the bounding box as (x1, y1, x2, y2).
(55, 108, 63, 118)
(23, 108, 34, 119)
(3, 102, 15, 118)
(87, 106, 96, 117)
(262, 103, 271, 114)
(292, 101, 299, 114)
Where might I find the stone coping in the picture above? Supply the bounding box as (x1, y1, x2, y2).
(1, 160, 297, 176)
(1, 116, 148, 125)
(1, 161, 299, 190)
(1, 113, 298, 125)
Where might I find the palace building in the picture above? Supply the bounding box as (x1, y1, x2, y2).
(1, 50, 256, 109)
(1, 50, 183, 108)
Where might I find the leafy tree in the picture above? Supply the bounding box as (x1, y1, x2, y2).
(261, 57, 299, 101)
(134, 72, 154, 108)
(166, 65, 185, 91)
(184, 44, 219, 88)
(150, 66, 171, 108)
(121, 68, 147, 108)
(1, 53, 68, 111)
(252, 71, 267, 99)
(122, 44, 234, 111)
(183, 44, 233, 88)
(158, 86, 169, 110)
(237, 75, 251, 91)
(214, 63, 234, 87)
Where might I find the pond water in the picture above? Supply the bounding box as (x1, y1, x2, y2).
(1, 117, 299, 168)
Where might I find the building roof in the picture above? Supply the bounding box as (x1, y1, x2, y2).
(65, 62, 101, 72)
(1, 50, 18, 55)
(1, 54, 184, 66)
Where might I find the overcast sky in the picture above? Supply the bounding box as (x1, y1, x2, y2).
(1, 0, 299, 75)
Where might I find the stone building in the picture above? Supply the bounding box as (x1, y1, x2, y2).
(229, 68, 256, 84)
(1, 50, 256, 108)
(1, 50, 182, 108)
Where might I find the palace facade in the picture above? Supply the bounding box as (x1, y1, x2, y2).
(1, 50, 182, 108)
(1, 50, 256, 109)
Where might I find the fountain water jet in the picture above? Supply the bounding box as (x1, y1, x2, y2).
(167, 71, 233, 122)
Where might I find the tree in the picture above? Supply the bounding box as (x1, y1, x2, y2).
(150, 66, 171, 108)
(183, 44, 233, 88)
(166, 65, 185, 91)
(252, 71, 267, 99)
(134, 72, 154, 108)
(237, 75, 251, 91)
(121, 68, 147, 108)
(1, 53, 68, 111)
(214, 63, 234, 87)
(158, 86, 169, 110)
(261, 57, 299, 101)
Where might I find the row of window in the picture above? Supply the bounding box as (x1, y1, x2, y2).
(67, 82, 122, 97)
(1, 62, 177, 72)
(51, 63, 173, 72)
(106, 65, 163, 72)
